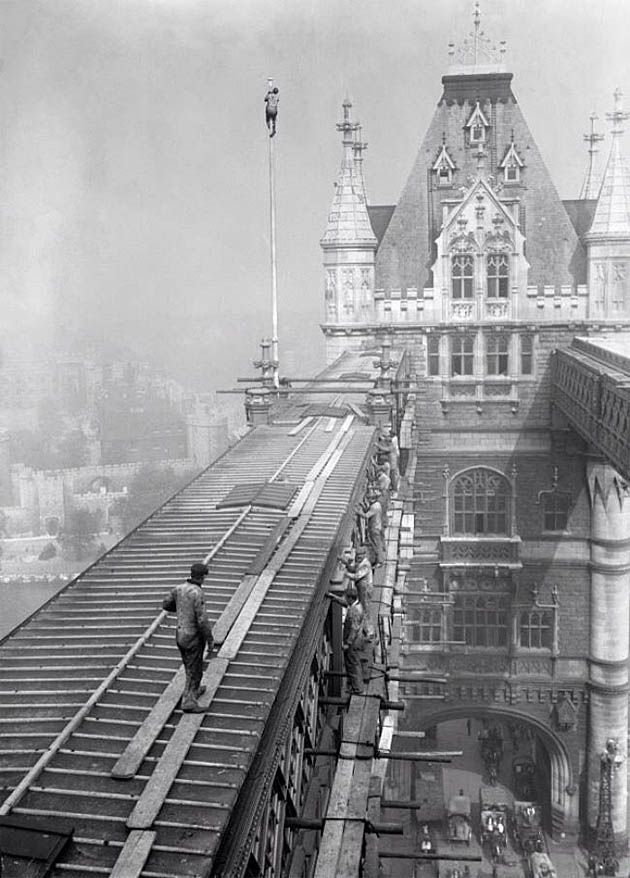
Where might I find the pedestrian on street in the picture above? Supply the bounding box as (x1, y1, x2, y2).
(162, 561, 214, 713)
(342, 585, 367, 694)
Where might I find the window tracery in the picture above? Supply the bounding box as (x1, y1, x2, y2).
(451, 468, 510, 535)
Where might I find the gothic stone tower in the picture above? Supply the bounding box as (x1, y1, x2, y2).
(321, 10, 630, 846)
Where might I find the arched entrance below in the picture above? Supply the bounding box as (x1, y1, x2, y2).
(408, 705, 578, 839)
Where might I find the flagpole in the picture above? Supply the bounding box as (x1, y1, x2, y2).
(267, 77, 280, 390)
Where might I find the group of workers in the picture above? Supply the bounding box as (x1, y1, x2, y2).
(356, 425, 400, 568)
(336, 424, 402, 694)
(161, 424, 401, 711)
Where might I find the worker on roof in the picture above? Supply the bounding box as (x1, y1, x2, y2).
(359, 491, 386, 568)
(162, 561, 214, 713)
(342, 585, 367, 694)
(339, 545, 373, 616)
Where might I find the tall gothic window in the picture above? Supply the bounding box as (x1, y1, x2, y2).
(519, 610, 553, 649)
(487, 253, 509, 298)
(452, 468, 509, 535)
(451, 336, 475, 377)
(452, 255, 474, 299)
(453, 594, 509, 647)
(486, 334, 509, 376)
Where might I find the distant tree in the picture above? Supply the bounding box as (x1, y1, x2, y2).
(37, 397, 64, 439)
(116, 464, 194, 533)
(60, 507, 103, 561)
(56, 429, 89, 468)
(8, 430, 55, 469)
(38, 542, 57, 561)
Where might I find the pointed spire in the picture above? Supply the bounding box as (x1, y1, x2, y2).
(321, 100, 376, 246)
(588, 90, 630, 239)
(352, 124, 368, 200)
(579, 113, 605, 200)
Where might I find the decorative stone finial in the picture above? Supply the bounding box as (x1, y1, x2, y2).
(448, 2, 506, 72)
(608, 88, 630, 135)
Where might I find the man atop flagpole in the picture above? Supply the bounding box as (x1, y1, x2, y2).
(264, 83, 279, 137)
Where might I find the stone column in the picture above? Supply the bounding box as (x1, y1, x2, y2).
(587, 461, 630, 846)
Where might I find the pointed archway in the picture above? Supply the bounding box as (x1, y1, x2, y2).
(410, 705, 577, 838)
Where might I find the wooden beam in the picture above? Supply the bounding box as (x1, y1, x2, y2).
(126, 658, 230, 829)
(110, 668, 186, 779)
(109, 830, 156, 878)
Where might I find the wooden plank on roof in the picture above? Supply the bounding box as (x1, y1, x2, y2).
(313, 819, 344, 878)
(288, 417, 313, 436)
(111, 667, 186, 779)
(126, 658, 229, 830)
(346, 760, 372, 819)
(247, 516, 291, 575)
(348, 403, 368, 421)
(109, 830, 156, 878)
(335, 820, 365, 877)
(211, 574, 258, 645)
(325, 758, 355, 818)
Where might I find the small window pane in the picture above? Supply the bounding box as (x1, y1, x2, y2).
(543, 492, 570, 531)
(452, 255, 474, 299)
(486, 335, 509, 376)
(454, 593, 508, 647)
(487, 254, 509, 298)
(451, 336, 475, 377)
(428, 336, 440, 376)
(521, 335, 533, 375)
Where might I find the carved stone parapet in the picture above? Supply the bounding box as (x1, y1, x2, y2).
(439, 536, 522, 568)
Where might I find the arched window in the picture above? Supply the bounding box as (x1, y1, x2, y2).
(452, 255, 474, 299)
(519, 610, 553, 649)
(453, 593, 509, 647)
(452, 468, 510, 535)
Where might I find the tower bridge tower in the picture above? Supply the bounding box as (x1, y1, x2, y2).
(320, 5, 630, 847)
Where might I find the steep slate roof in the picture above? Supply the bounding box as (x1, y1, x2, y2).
(563, 199, 597, 242)
(375, 70, 586, 293)
(367, 205, 396, 246)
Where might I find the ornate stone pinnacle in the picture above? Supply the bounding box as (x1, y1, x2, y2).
(607, 88, 630, 135)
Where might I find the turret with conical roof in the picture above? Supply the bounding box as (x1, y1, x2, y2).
(321, 99, 377, 362)
(586, 89, 630, 318)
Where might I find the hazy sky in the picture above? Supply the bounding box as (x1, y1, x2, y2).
(1, 0, 629, 390)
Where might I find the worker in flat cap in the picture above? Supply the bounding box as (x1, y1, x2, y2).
(162, 561, 214, 713)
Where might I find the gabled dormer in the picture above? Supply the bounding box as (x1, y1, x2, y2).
(465, 100, 490, 146)
(499, 137, 524, 184)
(433, 135, 457, 187)
(432, 177, 529, 321)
